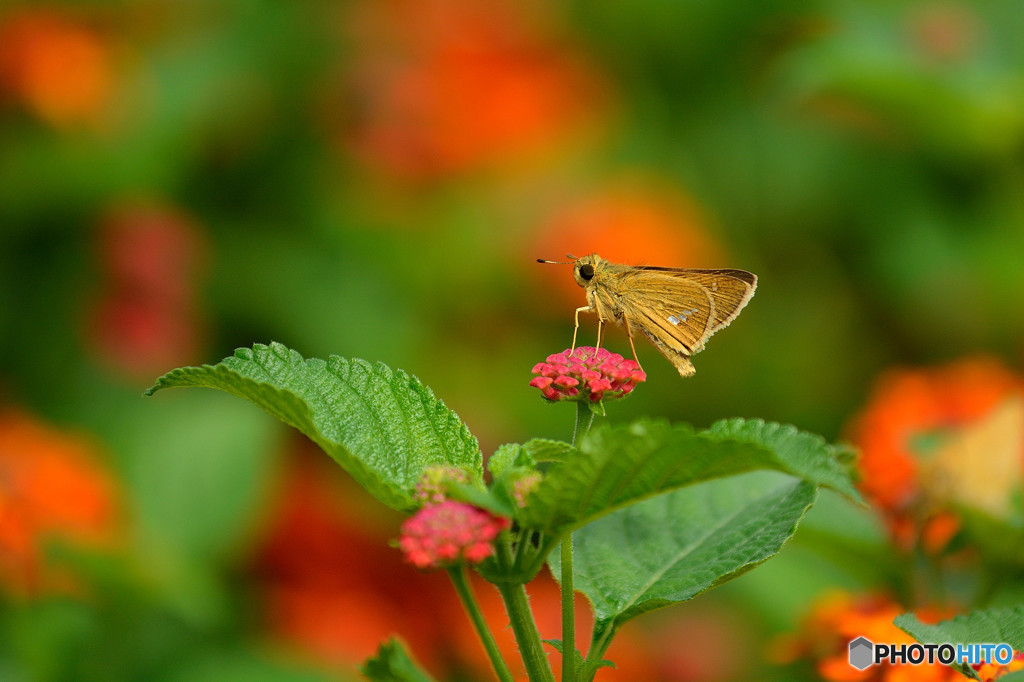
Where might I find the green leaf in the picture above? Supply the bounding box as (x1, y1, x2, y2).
(481, 444, 537, 518)
(550, 471, 815, 638)
(519, 418, 855, 534)
(445, 480, 516, 518)
(895, 606, 1024, 649)
(360, 638, 436, 682)
(147, 342, 482, 511)
(523, 439, 576, 463)
(707, 418, 860, 501)
(487, 443, 535, 479)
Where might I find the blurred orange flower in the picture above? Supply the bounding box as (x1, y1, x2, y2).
(0, 410, 119, 596)
(86, 203, 208, 379)
(0, 8, 113, 128)
(848, 357, 1024, 552)
(975, 651, 1024, 682)
(776, 591, 958, 682)
(344, 0, 604, 181)
(532, 181, 725, 314)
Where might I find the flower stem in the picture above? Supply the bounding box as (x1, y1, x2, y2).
(495, 544, 555, 682)
(583, 622, 618, 682)
(448, 564, 514, 682)
(571, 400, 595, 448)
(562, 400, 595, 682)
(561, 533, 576, 682)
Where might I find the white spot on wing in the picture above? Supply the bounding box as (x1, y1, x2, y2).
(670, 308, 699, 325)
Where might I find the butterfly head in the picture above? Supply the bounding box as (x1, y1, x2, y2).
(572, 253, 602, 288)
(536, 253, 603, 288)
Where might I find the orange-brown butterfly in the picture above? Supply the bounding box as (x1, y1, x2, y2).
(538, 253, 757, 376)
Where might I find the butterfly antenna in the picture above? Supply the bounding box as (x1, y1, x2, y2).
(536, 257, 574, 265)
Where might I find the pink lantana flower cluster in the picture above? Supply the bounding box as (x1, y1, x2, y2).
(530, 347, 646, 402)
(399, 500, 510, 570)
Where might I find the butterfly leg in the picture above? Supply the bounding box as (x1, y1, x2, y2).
(572, 306, 594, 352)
(595, 317, 605, 351)
(622, 314, 645, 372)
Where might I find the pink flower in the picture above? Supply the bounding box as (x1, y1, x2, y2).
(399, 501, 509, 570)
(529, 347, 646, 403)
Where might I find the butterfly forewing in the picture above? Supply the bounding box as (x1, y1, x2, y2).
(618, 272, 714, 352)
(643, 268, 757, 331)
(616, 267, 756, 376)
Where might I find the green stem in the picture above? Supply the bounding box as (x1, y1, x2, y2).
(496, 545, 555, 682)
(561, 534, 576, 682)
(571, 400, 595, 447)
(583, 622, 618, 682)
(518, 534, 560, 582)
(448, 565, 514, 682)
(562, 400, 596, 682)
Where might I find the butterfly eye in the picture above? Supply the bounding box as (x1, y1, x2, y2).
(579, 264, 595, 280)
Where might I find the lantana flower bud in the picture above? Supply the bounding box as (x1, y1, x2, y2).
(529, 347, 646, 403)
(413, 465, 472, 506)
(511, 471, 542, 508)
(399, 501, 510, 570)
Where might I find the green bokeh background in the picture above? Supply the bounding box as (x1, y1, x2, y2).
(2, 0, 1022, 680)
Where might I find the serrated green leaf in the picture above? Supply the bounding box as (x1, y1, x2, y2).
(895, 606, 1024, 650)
(523, 439, 576, 463)
(147, 342, 482, 511)
(550, 471, 815, 634)
(488, 443, 534, 479)
(707, 418, 860, 501)
(519, 418, 854, 534)
(360, 638, 436, 682)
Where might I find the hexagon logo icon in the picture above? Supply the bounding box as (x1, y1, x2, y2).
(849, 637, 874, 670)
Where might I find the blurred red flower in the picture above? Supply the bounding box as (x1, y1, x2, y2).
(0, 410, 119, 596)
(0, 8, 113, 128)
(250, 451, 466, 677)
(448, 569, 659, 681)
(848, 357, 1024, 552)
(252, 447, 661, 680)
(775, 591, 959, 682)
(532, 181, 725, 315)
(343, 0, 604, 182)
(86, 203, 208, 379)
